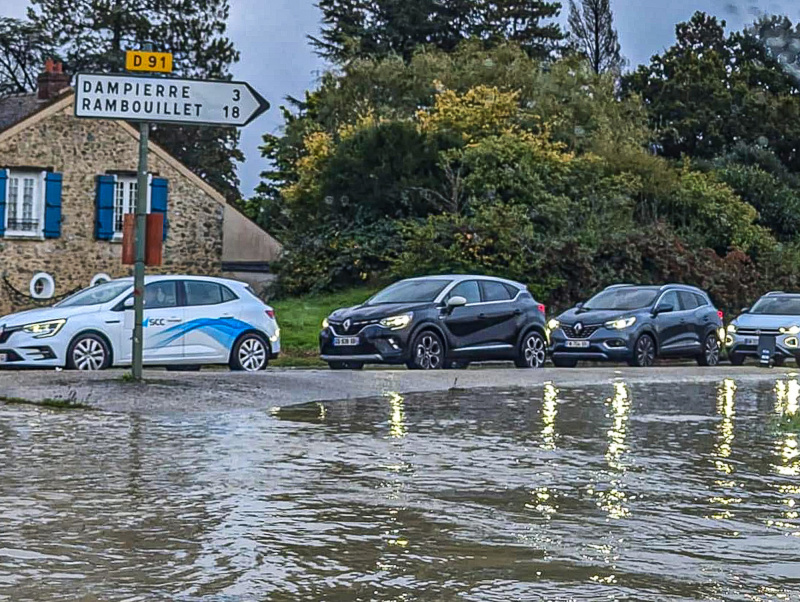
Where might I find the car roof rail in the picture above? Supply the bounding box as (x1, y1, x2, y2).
(605, 284, 635, 289)
(765, 291, 787, 296)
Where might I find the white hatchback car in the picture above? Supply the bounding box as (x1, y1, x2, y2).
(0, 275, 280, 371)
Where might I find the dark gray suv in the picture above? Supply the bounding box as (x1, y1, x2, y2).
(549, 284, 724, 367)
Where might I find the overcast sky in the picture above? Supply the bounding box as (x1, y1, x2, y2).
(1, 0, 797, 198)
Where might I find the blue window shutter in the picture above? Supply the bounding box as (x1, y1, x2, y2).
(43, 172, 63, 239)
(150, 177, 168, 241)
(0, 169, 6, 237)
(95, 175, 115, 240)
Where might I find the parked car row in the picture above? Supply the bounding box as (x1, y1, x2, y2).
(321, 276, 800, 371)
(1, 273, 798, 372)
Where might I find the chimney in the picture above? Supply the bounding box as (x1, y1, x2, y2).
(37, 59, 70, 101)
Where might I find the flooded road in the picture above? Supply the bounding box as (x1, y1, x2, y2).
(1, 378, 799, 601)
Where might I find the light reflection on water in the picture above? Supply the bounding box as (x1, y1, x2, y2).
(1, 380, 800, 600)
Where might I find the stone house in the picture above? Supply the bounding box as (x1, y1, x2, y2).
(0, 63, 280, 317)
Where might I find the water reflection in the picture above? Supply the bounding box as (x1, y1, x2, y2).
(540, 382, 559, 451)
(709, 379, 741, 520)
(385, 391, 407, 439)
(594, 382, 631, 520)
(769, 379, 800, 536)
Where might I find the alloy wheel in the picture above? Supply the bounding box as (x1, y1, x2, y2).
(704, 335, 720, 366)
(415, 334, 443, 370)
(72, 338, 107, 371)
(238, 337, 267, 372)
(523, 334, 546, 368)
(635, 335, 655, 367)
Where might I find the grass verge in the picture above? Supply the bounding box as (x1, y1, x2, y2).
(271, 286, 379, 367)
(0, 396, 92, 410)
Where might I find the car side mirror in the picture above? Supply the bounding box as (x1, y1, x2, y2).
(740, 307, 750, 314)
(123, 297, 135, 310)
(447, 296, 467, 310)
(576, 302, 584, 310)
(654, 303, 674, 315)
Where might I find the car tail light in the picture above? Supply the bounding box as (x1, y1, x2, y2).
(537, 304, 546, 314)
(266, 310, 276, 319)
(717, 310, 724, 320)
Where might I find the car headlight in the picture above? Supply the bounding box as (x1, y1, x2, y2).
(322, 318, 329, 329)
(380, 313, 413, 330)
(547, 319, 560, 331)
(605, 316, 636, 330)
(23, 319, 66, 339)
(780, 325, 800, 335)
(727, 324, 737, 334)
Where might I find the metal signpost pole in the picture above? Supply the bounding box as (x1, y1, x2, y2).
(132, 121, 149, 381)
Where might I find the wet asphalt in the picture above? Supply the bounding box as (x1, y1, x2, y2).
(0, 364, 795, 413)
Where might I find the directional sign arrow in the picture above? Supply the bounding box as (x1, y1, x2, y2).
(74, 73, 270, 127)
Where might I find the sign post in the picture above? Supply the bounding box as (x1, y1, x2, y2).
(75, 50, 270, 382)
(132, 121, 148, 381)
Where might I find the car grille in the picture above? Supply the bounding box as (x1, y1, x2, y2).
(737, 328, 782, 337)
(0, 326, 21, 344)
(562, 324, 601, 339)
(330, 319, 380, 336)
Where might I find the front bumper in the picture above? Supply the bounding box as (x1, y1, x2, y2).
(549, 327, 637, 362)
(0, 345, 61, 368)
(319, 324, 410, 365)
(726, 332, 799, 359)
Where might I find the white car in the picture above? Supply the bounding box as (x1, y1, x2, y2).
(0, 275, 280, 372)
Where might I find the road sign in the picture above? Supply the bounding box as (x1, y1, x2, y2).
(126, 50, 173, 73)
(75, 73, 270, 127)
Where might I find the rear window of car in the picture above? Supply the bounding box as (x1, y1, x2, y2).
(481, 281, 513, 302)
(185, 282, 224, 306)
(679, 291, 699, 310)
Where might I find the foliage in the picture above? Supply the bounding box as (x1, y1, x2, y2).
(568, 0, 623, 74)
(271, 286, 380, 355)
(311, 0, 566, 63)
(0, 17, 57, 95)
(27, 0, 243, 200)
(623, 12, 800, 172)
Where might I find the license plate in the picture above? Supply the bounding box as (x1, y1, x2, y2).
(566, 341, 590, 349)
(334, 337, 359, 347)
(0, 353, 7, 363)
(745, 338, 758, 346)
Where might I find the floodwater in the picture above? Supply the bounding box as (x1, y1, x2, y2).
(1, 379, 800, 601)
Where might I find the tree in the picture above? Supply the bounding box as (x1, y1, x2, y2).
(568, 0, 623, 74)
(27, 0, 244, 200)
(623, 12, 800, 171)
(0, 18, 56, 95)
(311, 0, 566, 63)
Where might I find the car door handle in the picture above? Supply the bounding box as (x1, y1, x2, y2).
(479, 313, 488, 320)
(513, 309, 522, 316)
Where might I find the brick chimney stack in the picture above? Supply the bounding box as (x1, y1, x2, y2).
(37, 59, 70, 101)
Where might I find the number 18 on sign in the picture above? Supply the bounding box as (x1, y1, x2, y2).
(75, 73, 270, 127)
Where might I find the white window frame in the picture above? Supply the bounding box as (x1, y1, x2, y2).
(4, 170, 47, 239)
(112, 174, 151, 241)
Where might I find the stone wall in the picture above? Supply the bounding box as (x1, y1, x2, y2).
(0, 103, 224, 316)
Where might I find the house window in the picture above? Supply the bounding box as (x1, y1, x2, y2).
(5, 171, 45, 237)
(112, 176, 150, 238)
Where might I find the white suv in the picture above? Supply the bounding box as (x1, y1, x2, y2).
(0, 276, 280, 371)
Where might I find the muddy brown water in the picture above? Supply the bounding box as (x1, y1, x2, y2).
(0, 379, 799, 601)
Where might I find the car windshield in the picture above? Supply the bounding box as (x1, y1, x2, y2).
(749, 296, 800, 316)
(368, 279, 452, 305)
(55, 281, 132, 308)
(583, 288, 660, 311)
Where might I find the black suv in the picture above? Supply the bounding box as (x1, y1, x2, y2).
(320, 275, 548, 370)
(549, 284, 723, 367)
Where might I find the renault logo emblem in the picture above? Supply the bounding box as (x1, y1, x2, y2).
(575, 322, 584, 335)
(343, 319, 352, 331)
